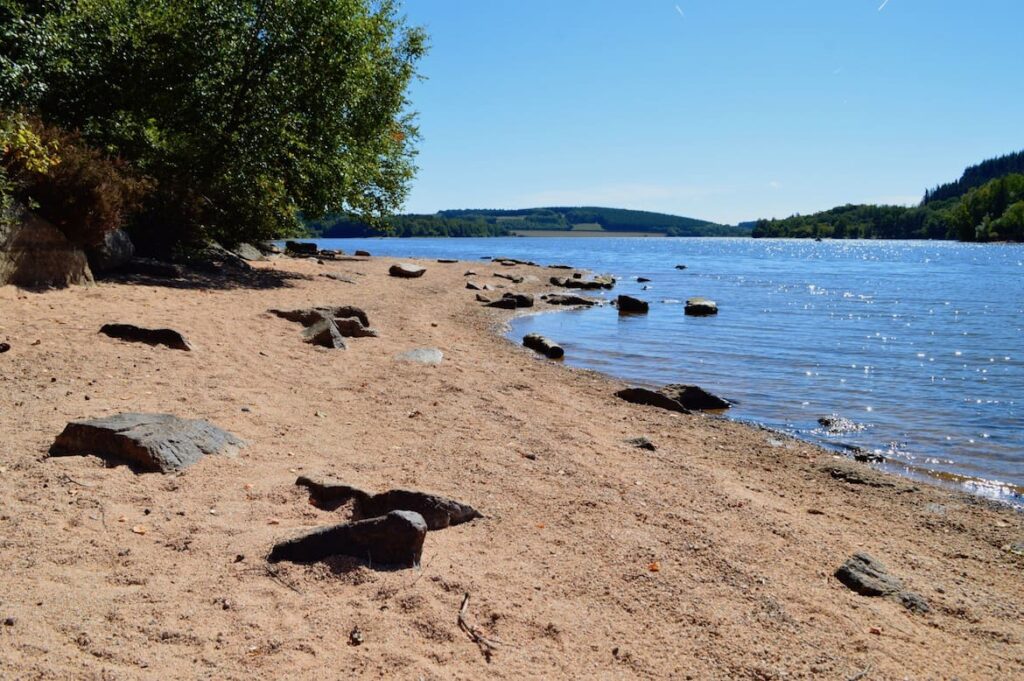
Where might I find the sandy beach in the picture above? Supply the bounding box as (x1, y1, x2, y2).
(0, 254, 1021, 680)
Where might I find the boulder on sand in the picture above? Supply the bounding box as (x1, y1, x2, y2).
(268, 510, 427, 568)
(523, 333, 564, 359)
(285, 241, 318, 256)
(233, 243, 266, 262)
(659, 384, 730, 410)
(389, 263, 426, 278)
(86, 228, 135, 273)
(684, 297, 718, 316)
(269, 305, 370, 328)
(616, 295, 649, 314)
(835, 553, 903, 597)
(0, 210, 94, 287)
(302, 318, 346, 349)
(486, 292, 533, 309)
(354, 250, 371, 257)
(615, 387, 692, 414)
(99, 323, 192, 351)
(49, 413, 245, 473)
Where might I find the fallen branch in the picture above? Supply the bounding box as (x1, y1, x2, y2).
(457, 592, 500, 663)
(265, 565, 303, 595)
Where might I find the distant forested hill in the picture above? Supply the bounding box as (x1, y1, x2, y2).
(752, 151, 1024, 242)
(308, 206, 750, 238)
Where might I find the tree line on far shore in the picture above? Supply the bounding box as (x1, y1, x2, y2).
(309, 206, 751, 238)
(753, 151, 1024, 242)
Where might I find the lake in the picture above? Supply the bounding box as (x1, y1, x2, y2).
(309, 236, 1024, 504)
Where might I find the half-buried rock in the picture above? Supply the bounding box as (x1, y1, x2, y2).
(268, 510, 426, 568)
(389, 263, 426, 278)
(296, 475, 483, 530)
(485, 292, 534, 309)
(615, 388, 691, 414)
(49, 413, 245, 473)
(302, 318, 346, 349)
(100, 323, 192, 351)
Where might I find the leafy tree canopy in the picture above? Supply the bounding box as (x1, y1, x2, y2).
(0, 0, 426, 251)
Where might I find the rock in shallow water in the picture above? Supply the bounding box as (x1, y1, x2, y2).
(659, 384, 730, 410)
(615, 388, 691, 414)
(268, 510, 427, 568)
(49, 413, 245, 473)
(684, 297, 718, 316)
(523, 333, 564, 359)
(616, 295, 649, 314)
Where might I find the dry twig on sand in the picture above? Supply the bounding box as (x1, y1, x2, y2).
(458, 592, 501, 662)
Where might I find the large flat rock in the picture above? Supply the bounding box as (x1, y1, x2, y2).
(50, 413, 245, 473)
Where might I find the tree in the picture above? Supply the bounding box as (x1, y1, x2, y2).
(1, 0, 426, 251)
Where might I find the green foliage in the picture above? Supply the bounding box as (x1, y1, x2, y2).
(753, 174, 1024, 242)
(924, 150, 1024, 204)
(0, 110, 60, 227)
(1, 0, 426, 251)
(310, 206, 750, 238)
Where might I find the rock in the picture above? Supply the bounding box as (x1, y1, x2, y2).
(475, 293, 492, 303)
(658, 384, 730, 410)
(233, 243, 266, 262)
(523, 333, 564, 359)
(269, 306, 370, 328)
(825, 463, 895, 488)
(675, 264, 687, 270)
(0, 209, 94, 287)
(617, 295, 649, 314)
(319, 273, 356, 284)
(548, 264, 574, 269)
(899, 591, 930, 614)
(86, 228, 135, 273)
(354, 250, 371, 257)
(626, 436, 657, 451)
(818, 415, 866, 434)
(684, 297, 718, 316)
(191, 241, 253, 272)
(318, 249, 345, 259)
(389, 263, 426, 278)
(0, 342, 9, 353)
(100, 323, 192, 351)
(545, 294, 600, 307)
(258, 241, 282, 255)
(115, 257, 184, 278)
(494, 257, 536, 266)
(464, 270, 477, 276)
(285, 241, 318, 256)
(3, 616, 15, 626)
(560, 276, 615, 291)
(437, 258, 459, 263)
(466, 281, 484, 290)
(487, 292, 533, 309)
(397, 348, 443, 365)
(49, 413, 245, 473)
(572, 272, 583, 279)
(615, 387, 691, 414)
(636, 277, 651, 283)
(834, 553, 903, 597)
(295, 476, 482, 532)
(494, 272, 523, 284)
(268, 510, 427, 568)
(301, 318, 346, 349)
(333, 317, 378, 338)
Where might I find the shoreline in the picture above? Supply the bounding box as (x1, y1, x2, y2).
(1, 254, 1022, 678)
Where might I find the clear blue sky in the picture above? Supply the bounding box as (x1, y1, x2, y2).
(399, 1, 1024, 224)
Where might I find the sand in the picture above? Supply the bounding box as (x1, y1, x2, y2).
(0, 255, 1021, 680)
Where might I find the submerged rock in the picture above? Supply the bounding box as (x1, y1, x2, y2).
(49, 413, 245, 473)
(818, 414, 866, 434)
(389, 263, 426, 278)
(544, 294, 600, 307)
(268, 510, 427, 568)
(100, 323, 192, 351)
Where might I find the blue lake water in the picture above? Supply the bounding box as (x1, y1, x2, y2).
(310, 237, 1024, 503)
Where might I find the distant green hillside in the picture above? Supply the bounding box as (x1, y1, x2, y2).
(753, 151, 1024, 242)
(308, 206, 749, 238)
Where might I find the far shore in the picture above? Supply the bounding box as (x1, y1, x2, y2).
(1, 254, 1022, 679)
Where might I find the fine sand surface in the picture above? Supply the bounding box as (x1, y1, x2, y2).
(0, 255, 1022, 680)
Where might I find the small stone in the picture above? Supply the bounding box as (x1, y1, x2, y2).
(626, 436, 657, 451)
(349, 626, 364, 646)
(3, 617, 15, 626)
